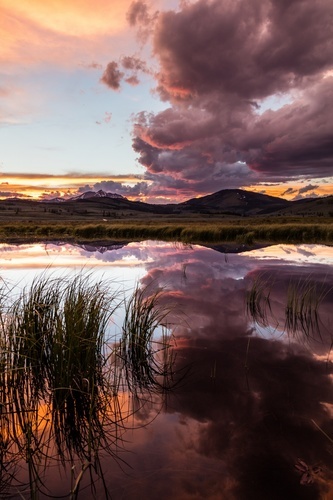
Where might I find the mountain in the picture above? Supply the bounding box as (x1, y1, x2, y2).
(1, 188, 331, 220)
(179, 189, 291, 215)
(70, 190, 124, 201)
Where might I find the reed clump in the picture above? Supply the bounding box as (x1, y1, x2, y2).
(121, 285, 175, 394)
(285, 277, 330, 338)
(246, 273, 273, 327)
(0, 274, 176, 498)
(246, 273, 331, 340)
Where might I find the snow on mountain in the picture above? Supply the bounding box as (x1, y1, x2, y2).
(68, 190, 125, 201)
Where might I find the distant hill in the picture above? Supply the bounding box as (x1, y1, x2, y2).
(274, 195, 333, 216)
(0, 188, 332, 220)
(179, 189, 291, 215)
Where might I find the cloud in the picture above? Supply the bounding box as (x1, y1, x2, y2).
(0, 190, 27, 198)
(240, 79, 333, 178)
(126, 1, 151, 27)
(282, 187, 297, 196)
(101, 55, 150, 90)
(126, 1, 158, 44)
(100, 61, 124, 90)
(298, 184, 319, 195)
(129, 0, 333, 198)
(0, 0, 134, 66)
(95, 111, 112, 125)
(121, 55, 148, 72)
(77, 179, 150, 198)
(125, 75, 140, 86)
(153, 0, 333, 102)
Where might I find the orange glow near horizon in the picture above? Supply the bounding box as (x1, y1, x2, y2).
(243, 182, 333, 200)
(0, 173, 144, 200)
(1, 174, 332, 203)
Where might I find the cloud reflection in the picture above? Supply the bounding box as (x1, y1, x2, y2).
(1, 241, 333, 498)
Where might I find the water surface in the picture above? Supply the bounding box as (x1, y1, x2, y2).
(1, 241, 333, 499)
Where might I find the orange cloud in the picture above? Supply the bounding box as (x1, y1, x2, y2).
(0, 0, 134, 66)
(5, 0, 132, 36)
(0, 173, 144, 199)
(244, 182, 333, 200)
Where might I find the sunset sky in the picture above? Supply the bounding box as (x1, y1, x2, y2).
(1, 0, 332, 203)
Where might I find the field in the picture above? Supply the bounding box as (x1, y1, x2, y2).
(0, 196, 332, 244)
(0, 216, 332, 244)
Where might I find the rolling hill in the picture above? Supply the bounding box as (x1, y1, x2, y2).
(0, 188, 332, 220)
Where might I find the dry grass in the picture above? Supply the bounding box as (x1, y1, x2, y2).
(0, 218, 332, 244)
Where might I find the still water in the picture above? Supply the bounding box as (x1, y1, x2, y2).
(1, 240, 333, 499)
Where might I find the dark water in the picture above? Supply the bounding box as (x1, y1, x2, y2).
(1, 242, 333, 499)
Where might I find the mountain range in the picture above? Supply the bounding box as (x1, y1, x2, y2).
(48, 188, 333, 216)
(2, 188, 333, 218)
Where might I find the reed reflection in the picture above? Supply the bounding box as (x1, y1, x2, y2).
(1, 242, 333, 499)
(0, 274, 176, 499)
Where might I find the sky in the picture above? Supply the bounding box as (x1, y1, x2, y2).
(0, 0, 333, 203)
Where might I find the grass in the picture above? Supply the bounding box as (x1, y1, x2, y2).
(285, 277, 331, 339)
(246, 273, 273, 327)
(120, 285, 175, 395)
(0, 274, 176, 498)
(0, 218, 333, 244)
(246, 274, 331, 340)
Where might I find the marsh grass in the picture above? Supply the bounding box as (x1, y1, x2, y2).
(246, 274, 273, 328)
(0, 219, 333, 244)
(121, 285, 176, 395)
(246, 273, 331, 341)
(285, 277, 330, 339)
(0, 274, 177, 498)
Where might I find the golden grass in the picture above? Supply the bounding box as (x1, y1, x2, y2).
(0, 218, 332, 244)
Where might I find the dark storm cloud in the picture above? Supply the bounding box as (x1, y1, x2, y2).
(130, 0, 333, 197)
(132, 106, 258, 197)
(240, 78, 333, 177)
(153, 0, 333, 102)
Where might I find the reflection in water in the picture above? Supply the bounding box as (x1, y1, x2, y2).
(1, 241, 333, 498)
(0, 272, 175, 499)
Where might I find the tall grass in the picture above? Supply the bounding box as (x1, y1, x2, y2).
(246, 274, 330, 340)
(0, 219, 333, 244)
(121, 285, 175, 395)
(285, 277, 330, 339)
(0, 274, 176, 498)
(246, 274, 273, 327)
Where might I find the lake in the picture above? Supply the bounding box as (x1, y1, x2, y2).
(1, 240, 333, 499)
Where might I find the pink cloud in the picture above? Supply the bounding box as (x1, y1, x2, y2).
(129, 0, 333, 198)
